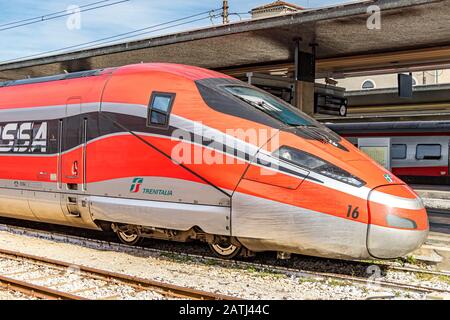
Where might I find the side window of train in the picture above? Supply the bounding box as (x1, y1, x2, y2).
(147, 92, 175, 128)
(391, 144, 407, 160)
(416, 144, 442, 160)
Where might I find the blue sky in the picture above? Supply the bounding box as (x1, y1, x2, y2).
(0, 0, 347, 62)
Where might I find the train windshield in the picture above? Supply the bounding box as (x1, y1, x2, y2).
(224, 86, 319, 127)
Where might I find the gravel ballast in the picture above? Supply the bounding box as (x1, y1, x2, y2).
(0, 230, 447, 300)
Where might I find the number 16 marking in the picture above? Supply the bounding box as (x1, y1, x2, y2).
(347, 205, 360, 219)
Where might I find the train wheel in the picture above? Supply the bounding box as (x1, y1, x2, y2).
(209, 240, 242, 259)
(116, 229, 143, 246)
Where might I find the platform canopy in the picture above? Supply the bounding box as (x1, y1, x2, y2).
(1, 0, 450, 81)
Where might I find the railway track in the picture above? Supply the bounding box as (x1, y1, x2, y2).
(0, 222, 448, 299)
(428, 209, 450, 234)
(0, 248, 235, 300)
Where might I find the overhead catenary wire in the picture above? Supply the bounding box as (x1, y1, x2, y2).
(228, 11, 251, 21)
(0, 0, 130, 32)
(0, 0, 111, 27)
(0, 8, 222, 64)
(74, 13, 223, 51)
(1, 9, 222, 63)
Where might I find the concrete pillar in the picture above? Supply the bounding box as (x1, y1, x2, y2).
(294, 40, 316, 115)
(294, 81, 315, 115)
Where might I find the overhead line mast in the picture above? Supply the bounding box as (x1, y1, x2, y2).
(222, 0, 229, 24)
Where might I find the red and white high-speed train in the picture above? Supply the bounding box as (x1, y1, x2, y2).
(0, 63, 428, 260)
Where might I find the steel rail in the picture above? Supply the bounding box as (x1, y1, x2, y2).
(0, 274, 87, 300)
(0, 248, 236, 300)
(234, 261, 450, 294)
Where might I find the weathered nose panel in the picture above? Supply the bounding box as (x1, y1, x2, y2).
(367, 185, 429, 259)
(366, 225, 429, 259)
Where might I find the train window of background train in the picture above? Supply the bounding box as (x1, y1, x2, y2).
(147, 92, 175, 127)
(416, 144, 442, 160)
(391, 144, 407, 159)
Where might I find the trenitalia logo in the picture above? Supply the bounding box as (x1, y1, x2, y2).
(384, 174, 393, 183)
(130, 178, 144, 193)
(0, 122, 47, 153)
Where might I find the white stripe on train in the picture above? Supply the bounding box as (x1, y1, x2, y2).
(0, 102, 424, 211)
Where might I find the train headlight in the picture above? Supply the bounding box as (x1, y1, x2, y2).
(386, 214, 417, 229)
(273, 146, 366, 187)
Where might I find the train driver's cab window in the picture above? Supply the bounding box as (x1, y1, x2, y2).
(391, 144, 407, 159)
(147, 92, 175, 127)
(223, 85, 318, 127)
(416, 144, 442, 160)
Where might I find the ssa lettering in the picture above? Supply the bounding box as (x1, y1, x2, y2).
(0, 122, 47, 153)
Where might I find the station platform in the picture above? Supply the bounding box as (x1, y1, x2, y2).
(413, 184, 450, 197)
(412, 185, 450, 212)
(413, 231, 450, 271)
(411, 184, 450, 237)
(398, 185, 450, 269)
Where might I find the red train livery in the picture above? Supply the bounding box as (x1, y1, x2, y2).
(0, 63, 428, 259)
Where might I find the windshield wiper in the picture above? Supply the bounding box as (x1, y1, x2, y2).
(234, 96, 331, 144)
(296, 125, 339, 145)
(234, 95, 286, 124)
(236, 96, 305, 127)
(294, 125, 328, 143)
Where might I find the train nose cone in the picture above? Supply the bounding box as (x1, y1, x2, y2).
(367, 185, 429, 259)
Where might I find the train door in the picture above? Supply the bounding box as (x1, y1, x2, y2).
(358, 138, 392, 170)
(61, 98, 83, 191)
(59, 98, 91, 225)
